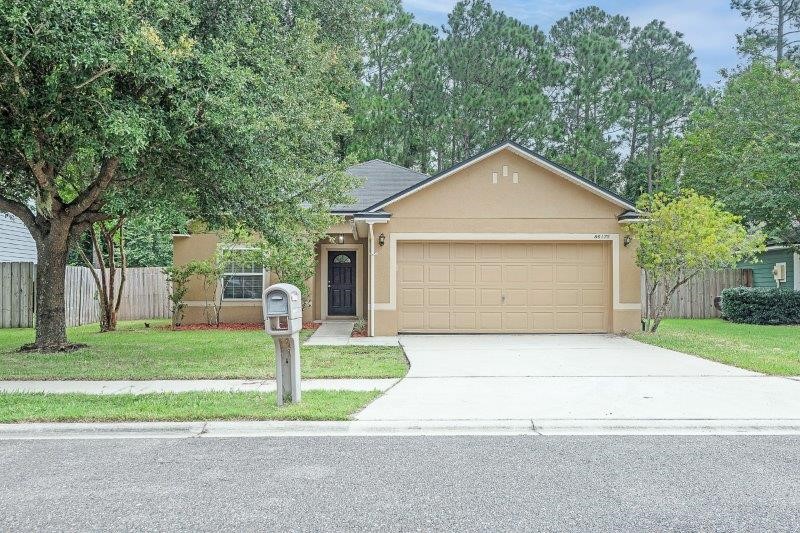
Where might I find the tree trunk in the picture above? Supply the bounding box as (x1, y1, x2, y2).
(777, 1, 785, 63)
(29, 226, 75, 350)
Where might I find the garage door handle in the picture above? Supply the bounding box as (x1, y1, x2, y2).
(501, 294, 506, 303)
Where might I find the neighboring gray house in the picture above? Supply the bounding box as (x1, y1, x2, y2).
(0, 212, 37, 263)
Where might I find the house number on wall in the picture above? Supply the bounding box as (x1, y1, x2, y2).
(593, 234, 610, 240)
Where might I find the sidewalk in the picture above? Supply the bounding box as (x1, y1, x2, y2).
(305, 321, 399, 346)
(0, 378, 399, 395)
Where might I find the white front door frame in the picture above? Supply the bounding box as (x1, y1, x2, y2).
(320, 243, 364, 320)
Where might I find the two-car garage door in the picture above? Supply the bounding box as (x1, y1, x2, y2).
(397, 241, 611, 333)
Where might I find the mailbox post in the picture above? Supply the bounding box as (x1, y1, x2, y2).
(263, 283, 303, 405)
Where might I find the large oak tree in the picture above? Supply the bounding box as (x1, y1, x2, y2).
(0, 0, 357, 350)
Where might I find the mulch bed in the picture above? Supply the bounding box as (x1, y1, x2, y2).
(351, 323, 368, 337)
(168, 323, 263, 331)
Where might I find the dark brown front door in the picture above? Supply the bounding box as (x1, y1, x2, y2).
(328, 251, 356, 316)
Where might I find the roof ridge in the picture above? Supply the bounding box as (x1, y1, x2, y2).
(362, 158, 429, 179)
(363, 140, 636, 212)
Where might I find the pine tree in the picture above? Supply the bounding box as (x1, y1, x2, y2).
(438, 0, 559, 170)
(731, 0, 800, 62)
(548, 7, 631, 189)
(622, 21, 701, 197)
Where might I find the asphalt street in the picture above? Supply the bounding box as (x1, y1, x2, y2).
(1, 435, 799, 532)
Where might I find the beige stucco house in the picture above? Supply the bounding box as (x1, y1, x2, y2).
(174, 142, 643, 334)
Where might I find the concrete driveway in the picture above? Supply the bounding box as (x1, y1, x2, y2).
(356, 335, 800, 423)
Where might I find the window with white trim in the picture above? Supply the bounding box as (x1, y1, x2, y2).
(222, 256, 264, 300)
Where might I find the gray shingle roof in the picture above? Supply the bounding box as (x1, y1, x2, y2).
(332, 160, 429, 213)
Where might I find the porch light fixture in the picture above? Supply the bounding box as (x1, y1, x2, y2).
(623, 235, 632, 247)
(378, 233, 386, 247)
(337, 234, 344, 244)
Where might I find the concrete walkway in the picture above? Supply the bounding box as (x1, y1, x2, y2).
(0, 378, 399, 395)
(356, 335, 800, 423)
(305, 321, 399, 346)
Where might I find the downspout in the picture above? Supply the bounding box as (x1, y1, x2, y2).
(367, 222, 376, 337)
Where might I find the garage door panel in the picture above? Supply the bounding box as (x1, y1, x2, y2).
(530, 265, 554, 282)
(532, 312, 555, 331)
(400, 287, 424, 307)
(428, 243, 451, 260)
(555, 289, 579, 306)
(479, 312, 502, 329)
(480, 288, 502, 306)
(582, 289, 605, 306)
(428, 312, 451, 329)
(530, 243, 555, 261)
(504, 289, 527, 306)
(530, 289, 554, 306)
(400, 264, 424, 283)
(556, 264, 579, 283)
(556, 312, 581, 331)
(502, 312, 528, 330)
(580, 264, 605, 283)
(453, 312, 477, 330)
(453, 265, 476, 283)
(503, 264, 528, 283)
(428, 288, 450, 306)
(400, 243, 424, 261)
(582, 312, 606, 331)
(503, 243, 528, 259)
(478, 243, 503, 259)
(479, 265, 502, 283)
(580, 244, 605, 262)
(427, 265, 450, 283)
(556, 243, 579, 261)
(452, 243, 476, 260)
(397, 241, 610, 333)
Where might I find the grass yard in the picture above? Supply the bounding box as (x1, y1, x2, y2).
(631, 319, 800, 375)
(0, 321, 407, 380)
(0, 390, 380, 423)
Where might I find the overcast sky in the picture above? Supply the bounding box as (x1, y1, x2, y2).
(402, 0, 747, 85)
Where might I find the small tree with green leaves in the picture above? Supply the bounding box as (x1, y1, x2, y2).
(163, 262, 201, 327)
(632, 190, 765, 333)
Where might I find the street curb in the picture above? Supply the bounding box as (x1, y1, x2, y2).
(3, 418, 800, 439)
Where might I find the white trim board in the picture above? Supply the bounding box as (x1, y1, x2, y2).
(370, 233, 641, 312)
(367, 143, 636, 212)
(794, 252, 800, 291)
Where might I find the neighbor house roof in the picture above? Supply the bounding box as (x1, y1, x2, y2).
(0, 212, 37, 263)
(331, 160, 429, 213)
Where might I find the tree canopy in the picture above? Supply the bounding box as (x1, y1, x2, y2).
(633, 190, 765, 332)
(346, 1, 700, 192)
(732, 0, 800, 62)
(0, 0, 360, 349)
(662, 61, 800, 242)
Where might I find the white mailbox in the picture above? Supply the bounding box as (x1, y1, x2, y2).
(263, 283, 303, 405)
(264, 283, 303, 335)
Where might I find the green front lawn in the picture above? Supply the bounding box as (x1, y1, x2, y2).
(0, 321, 407, 380)
(0, 390, 380, 423)
(631, 319, 800, 375)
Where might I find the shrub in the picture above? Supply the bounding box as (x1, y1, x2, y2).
(721, 287, 800, 325)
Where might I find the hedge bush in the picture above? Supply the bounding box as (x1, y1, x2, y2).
(721, 287, 800, 325)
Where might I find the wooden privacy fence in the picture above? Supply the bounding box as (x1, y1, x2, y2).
(1, 263, 170, 328)
(640, 268, 753, 319)
(64, 265, 171, 326)
(0, 262, 35, 328)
